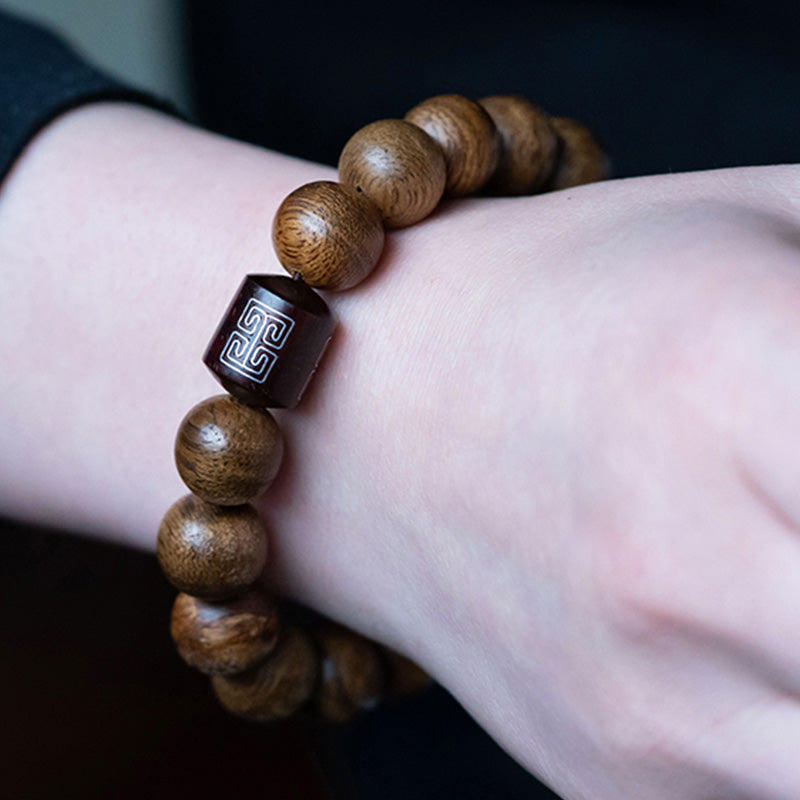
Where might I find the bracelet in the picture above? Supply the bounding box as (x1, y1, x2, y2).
(156, 94, 608, 724)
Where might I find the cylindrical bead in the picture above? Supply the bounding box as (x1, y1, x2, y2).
(548, 117, 609, 190)
(204, 274, 336, 409)
(313, 623, 385, 723)
(170, 589, 279, 675)
(272, 181, 384, 291)
(404, 94, 499, 196)
(338, 119, 446, 228)
(157, 494, 267, 599)
(478, 96, 559, 195)
(175, 395, 284, 505)
(211, 624, 318, 722)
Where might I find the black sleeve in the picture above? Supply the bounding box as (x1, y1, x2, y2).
(0, 9, 180, 183)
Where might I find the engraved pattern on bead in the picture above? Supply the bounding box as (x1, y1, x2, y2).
(219, 298, 295, 383)
(204, 275, 336, 409)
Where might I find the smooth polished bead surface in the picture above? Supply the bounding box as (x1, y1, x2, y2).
(170, 589, 280, 675)
(175, 395, 284, 505)
(314, 623, 384, 723)
(272, 181, 384, 291)
(338, 119, 446, 228)
(157, 495, 267, 599)
(549, 117, 609, 190)
(204, 274, 336, 409)
(404, 94, 499, 196)
(211, 624, 317, 721)
(478, 95, 559, 195)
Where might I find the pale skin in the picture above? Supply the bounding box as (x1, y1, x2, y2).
(1, 103, 800, 799)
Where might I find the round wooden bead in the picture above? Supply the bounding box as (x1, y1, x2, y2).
(478, 96, 559, 195)
(404, 94, 499, 196)
(338, 119, 446, 228)
(157, 494, 267, 599)
(549, 117, 609, 190)
(211, 624, 318, 721)
(383, 648, 433, 697)
(313, 623, 385, 723)
(272, 181, 384, 291)
(175, 394, 283, 506)
(170, 589, 280, 676)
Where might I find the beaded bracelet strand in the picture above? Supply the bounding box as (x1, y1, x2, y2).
(156, 94, 608, 724)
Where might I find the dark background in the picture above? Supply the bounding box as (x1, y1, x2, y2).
(189, 0, 800, 176)
(5, 1, 800, 797)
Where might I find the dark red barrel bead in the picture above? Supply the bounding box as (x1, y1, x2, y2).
(204, 275, 336, 409)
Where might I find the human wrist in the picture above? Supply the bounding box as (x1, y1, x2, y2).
(152, 94, 617, 728)
(0, 101, 334, 541)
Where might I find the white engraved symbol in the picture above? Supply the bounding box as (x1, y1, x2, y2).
(219, 298, 295, 383)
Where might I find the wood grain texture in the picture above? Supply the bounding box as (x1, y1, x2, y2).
(478, 95, 559, 195)
(312, 622, 384, 723)
(211, 623, 317, 722)
(175, 395, 284, 506)
(338, 119, 446, 228)
(157, 494, 267, 599)
(383, 648, 433, 697)
(548, 116, 609, 190)
(404, 94, 499, 196)
(272, 180, 384, 291)
(170, 589, 279, 676)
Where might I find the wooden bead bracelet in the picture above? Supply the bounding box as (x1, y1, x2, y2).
(157, 94, 608, 724)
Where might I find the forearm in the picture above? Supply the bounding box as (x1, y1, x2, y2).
(0, 102, 331, 543)
(4, 101, 800, 798)
(3, 100, 796, 558)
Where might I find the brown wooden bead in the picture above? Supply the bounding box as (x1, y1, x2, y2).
(548, 117, 609, 190)
(313, 623, 385, 723)
(478, 96, 559, 195)
(157, 494, 267, 599)
(383, 648, 433, 697)
(170, 589, 279, 676)
(272, 181, 384, 291)
(175, 394, 283, 506)
(404, 94, 499, 196)
(211, 624, 317, 721)
(338, 119, 446, 228)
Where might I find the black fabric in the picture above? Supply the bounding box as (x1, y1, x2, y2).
(313, 685, 561, 800)
(187, 0, 800, 178)
(0, 9, 176, 183)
